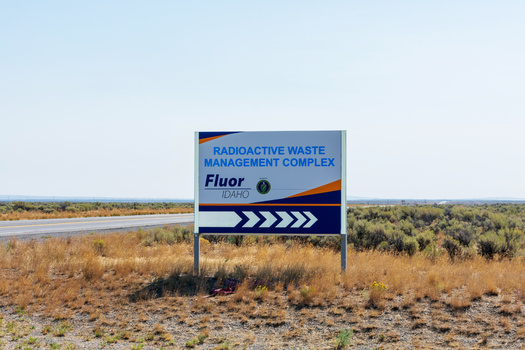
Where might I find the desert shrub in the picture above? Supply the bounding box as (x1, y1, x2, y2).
(415, 230, 434, 250)
(229, 235, 244, 246)
(368, 281, 387, 308)
(435, 218, 450, 233)
(422, 242, 442, 261)
(508, 218, 523, 230)
(376, 241, 390, 252)
(142, 227, 174, 246)
(346, 211, 356, 227)
(175, 225, 193, 242)
(366, 223, 389, 248)
(417, 206, 444, 224)
(476, 228, 522, 260)
(403, 237, 419, 256)
(299, 285, 315, 301)
(333, 328, 353, 349)
(379, 209, 396, 223)
(350, 220, 369, 244)
(500, 227, 522, 257)
(349, 220, 392, 250)
(346, 230, 358, 248)
(442, 236, 462, 261)
(446, 221, 475, 247)
(92, 239, 106, 256)
(398, 220, 415, 236)
(254, 285, 268, 300)
(451, 206, 475, 222)
(139, 225, 191, 246)
(489, 213, 509, 230)
(477, 232, 504, 259)
(389, 231, 406, 254)
(12, 201, 35, 211)
(414, 219, 426, 229)
(135, 227, 145, 240)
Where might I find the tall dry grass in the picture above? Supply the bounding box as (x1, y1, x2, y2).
(0, 207, 193, 221)
(1, 226, 525, 316)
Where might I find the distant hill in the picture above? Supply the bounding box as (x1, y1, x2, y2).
(347, 197, 525, 205)
(0, 195, 192, 203)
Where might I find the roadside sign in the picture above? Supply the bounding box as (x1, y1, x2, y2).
(195, 131, 346, 235)
(193, 131, 348, 273)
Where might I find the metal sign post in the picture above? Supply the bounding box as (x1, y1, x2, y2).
(340, 131, 347, 271)
(194, 131, 347, 275)
(194, 232, 200, 275)
(194, 135, 201, 275)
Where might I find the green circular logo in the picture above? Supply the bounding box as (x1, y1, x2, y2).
(256, 180, 271, 194)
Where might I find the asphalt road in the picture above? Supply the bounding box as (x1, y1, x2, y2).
(0, 214, 194, 240)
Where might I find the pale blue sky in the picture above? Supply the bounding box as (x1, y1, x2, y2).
(1, 1, 524, 199)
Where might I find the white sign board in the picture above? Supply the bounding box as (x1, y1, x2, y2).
(195, 131, 346, 235)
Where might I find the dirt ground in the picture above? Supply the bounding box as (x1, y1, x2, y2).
(1, 286, 525, 350)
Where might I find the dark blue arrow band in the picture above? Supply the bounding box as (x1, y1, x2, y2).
(198, 205, 341, 234)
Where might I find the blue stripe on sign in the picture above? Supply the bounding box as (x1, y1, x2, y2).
(199, 132, 239, 140)
(198, 205, 341, 234)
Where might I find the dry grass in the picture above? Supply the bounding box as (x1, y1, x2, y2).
(1, 227, 525, 348)
(2, 229, 525, 312)
(0, 207, 192, 221)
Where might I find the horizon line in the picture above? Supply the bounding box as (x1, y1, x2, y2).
(1, 195, 525, 203)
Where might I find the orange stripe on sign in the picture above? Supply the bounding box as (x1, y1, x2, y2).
(199, 203, 340, 207)
(285, 179, 341, 199)
(199, 135, 228, 144)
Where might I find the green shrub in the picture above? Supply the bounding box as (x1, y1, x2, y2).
(140, 226, 191, 246)
(376, 241, 390, 252)
(442, 236, 462, 261)
(489, 213, 509, 230)
(365, 223, 388, 249)
(417, 206, 444, 224)
(389, 231, 406, 254)
(351, 220, 369, 244)
(446, 221, 475, 247)
(92, 239, 106, 256)
(398, 220, 415, 236)
(300, 285, 315, 299)
(422, 242, 442, 261)
(500, 227, 521, 258)
(343, 204, 525, 259)
(476, 228, 521, 259)
(53, 322, 72, 337)
(403, 237, 419, 256)
(333, 328, 353, 349)
(254, 285, 268, 299)
(416, 230, 434, 250)
(478, 233, 503, 259)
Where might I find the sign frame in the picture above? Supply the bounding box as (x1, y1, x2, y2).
(194, 131, 347, 273)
